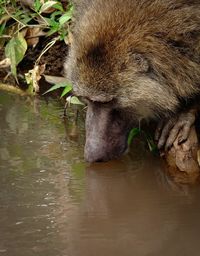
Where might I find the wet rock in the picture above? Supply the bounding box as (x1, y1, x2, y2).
(165, 125, 200, 184)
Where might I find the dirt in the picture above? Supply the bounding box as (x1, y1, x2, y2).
(19, 40, 67, 77)
(0, 37, 67, 89)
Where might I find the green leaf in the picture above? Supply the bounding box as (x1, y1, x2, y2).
(0, 22, 6, 36)
(34, 0, 42, 12)
(5, 33, 27, 77)
(144, 133, 158, 153)
(45, 17, 59, 28)
(39, 1, 58, 13)
(59, 30, 68, 40)
(13, 9, 24, 19)
(128, 128, 140, 146)
(21, 13, 36, 24)
(60, 85, 72, 97)
(43, 82, 71, 95)
(69, 96, 84, 105)
(46, 27, 59, 37)
(50, 10, 62, 20)
(59, 12, 72, 26)
(52, 3, 64, 12)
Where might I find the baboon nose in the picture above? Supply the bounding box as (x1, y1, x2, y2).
(95, 158, 104, 162)
(84, 150, 109, 163)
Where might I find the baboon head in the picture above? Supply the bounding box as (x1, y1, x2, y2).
(65, 0, 200, 162)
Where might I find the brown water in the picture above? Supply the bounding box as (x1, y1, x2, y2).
(0, 91, 200, 256)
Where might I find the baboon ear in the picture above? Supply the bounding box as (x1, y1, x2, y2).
(132, 53, 149, 72)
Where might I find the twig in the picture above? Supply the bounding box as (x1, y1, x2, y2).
(36, 36, 59, 64)
(4, 7, 26, 27)
(0, 83, 27, 96)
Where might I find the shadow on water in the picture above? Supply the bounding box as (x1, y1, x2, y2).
(0, 92, 200, 256)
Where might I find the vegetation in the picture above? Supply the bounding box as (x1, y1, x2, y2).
(128, 127, 157, 153)
(0, 0, 74, 98)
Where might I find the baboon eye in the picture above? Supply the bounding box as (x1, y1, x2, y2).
(132, 53, 149, 72)
(133, 53, 143, 63)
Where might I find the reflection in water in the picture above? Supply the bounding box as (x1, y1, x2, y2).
(0, 92, 200, 256)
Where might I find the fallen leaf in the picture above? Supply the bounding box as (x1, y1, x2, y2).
(0, 58, 11, 68)
(25, 27, 45, 47)
(39, 1, 57, 13)
(25, 64, 46, 94)
(43, 75, 68, 84)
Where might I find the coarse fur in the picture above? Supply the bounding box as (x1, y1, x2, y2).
(65, 0, 200, 162)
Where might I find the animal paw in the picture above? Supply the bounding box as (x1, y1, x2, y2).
(155, 109, 196, 151)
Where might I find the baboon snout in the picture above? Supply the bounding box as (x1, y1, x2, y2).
(84, 103, 130, 163)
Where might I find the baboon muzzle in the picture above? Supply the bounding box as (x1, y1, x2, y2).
(84, 103, 131, 163)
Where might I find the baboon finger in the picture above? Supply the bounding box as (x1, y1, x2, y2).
(165, 124, 182, 150)
(157, 120, 175, 149)
(155, 120, 164, 142)
(177, 124, 192, 145)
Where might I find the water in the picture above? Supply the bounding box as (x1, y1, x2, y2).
(0, 91, 200, 256)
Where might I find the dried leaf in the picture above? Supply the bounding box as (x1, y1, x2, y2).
(43, 75, 68, 84)
(25, 64, 46, 94)
(39, 1, 57, 13)
(0, 58, 11, 68)
(25, 27, 44, 47)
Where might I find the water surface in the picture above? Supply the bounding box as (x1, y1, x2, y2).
(0, 92, 200, 256)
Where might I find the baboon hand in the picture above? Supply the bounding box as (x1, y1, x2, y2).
(155, 109, 197, 151)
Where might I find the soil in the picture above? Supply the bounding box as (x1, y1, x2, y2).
(0, 37, 67, 90)
(19, 39, 67, 77)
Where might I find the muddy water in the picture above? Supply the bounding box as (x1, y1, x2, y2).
(1, 92, 200, 256)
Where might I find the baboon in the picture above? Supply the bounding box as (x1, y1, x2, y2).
(65, 0, 200, 162)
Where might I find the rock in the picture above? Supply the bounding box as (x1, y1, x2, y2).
(165, 125, 200, 184)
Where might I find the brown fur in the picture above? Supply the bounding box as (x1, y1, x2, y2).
(65, 0, 200, 162)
